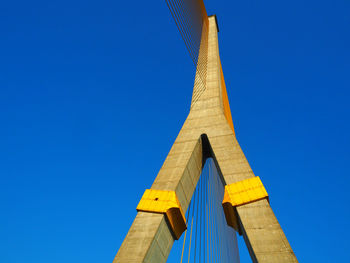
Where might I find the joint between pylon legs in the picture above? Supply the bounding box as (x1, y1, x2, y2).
(136, 189, 187, 240)
(222, 176, 269, 234)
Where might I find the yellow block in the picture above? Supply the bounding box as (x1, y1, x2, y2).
(222, 177, 269, 234)
(223, 176, 268, 207)
(137, 189, 186, 240)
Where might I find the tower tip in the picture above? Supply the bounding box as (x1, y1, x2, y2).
(209, 14, 219, 32)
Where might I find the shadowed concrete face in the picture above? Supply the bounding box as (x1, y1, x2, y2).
(113, 16, 298, 263)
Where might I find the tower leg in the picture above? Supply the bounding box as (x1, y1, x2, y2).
(210, 135, 298, 263)
(113, 138, 203, 263)
(113, 212, 172, 263)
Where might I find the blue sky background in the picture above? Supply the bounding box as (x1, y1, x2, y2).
(1, 0, 349, 262)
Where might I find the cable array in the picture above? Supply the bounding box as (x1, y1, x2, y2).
(169, 158, 240, 263)
(165, 0, 209, 105)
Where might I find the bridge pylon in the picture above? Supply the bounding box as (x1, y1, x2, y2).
(113, 14, 298, 263)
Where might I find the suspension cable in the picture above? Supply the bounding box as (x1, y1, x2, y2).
(173, 158, 240, 263)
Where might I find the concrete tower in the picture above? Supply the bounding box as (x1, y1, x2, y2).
(113, 15, 298, 263)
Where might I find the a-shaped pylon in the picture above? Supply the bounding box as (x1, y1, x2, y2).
(113, 16, 298, 263)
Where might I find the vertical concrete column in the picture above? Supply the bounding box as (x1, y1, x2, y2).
(113, 137, 203, 263)
(237, 200, 298, 263)
(113, 212, 171, 263)
(209, 134, 298, 263)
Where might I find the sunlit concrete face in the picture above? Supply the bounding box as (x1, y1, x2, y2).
(113, 16, 298, 263)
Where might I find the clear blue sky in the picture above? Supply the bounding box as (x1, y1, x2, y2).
(1, 0, 349, 262)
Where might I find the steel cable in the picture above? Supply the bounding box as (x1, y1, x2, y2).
(165, 0, 209, 105)
(173, 159, 240, 263)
